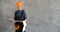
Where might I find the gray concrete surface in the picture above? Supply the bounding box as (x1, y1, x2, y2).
(0, 0, 60, 32)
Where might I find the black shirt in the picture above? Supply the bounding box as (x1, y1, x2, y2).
(14, 10, 27, 21)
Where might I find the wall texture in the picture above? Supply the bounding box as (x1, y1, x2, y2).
(0, 0, 60, 32)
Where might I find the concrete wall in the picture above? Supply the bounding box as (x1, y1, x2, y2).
(0, 0, 60, 32)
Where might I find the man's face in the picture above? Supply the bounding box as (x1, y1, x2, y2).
(17, 6, 22, 10)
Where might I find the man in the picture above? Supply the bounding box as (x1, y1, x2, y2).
(9, 1, 27, 32)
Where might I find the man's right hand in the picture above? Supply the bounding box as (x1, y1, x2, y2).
(9, 18, 14, 22)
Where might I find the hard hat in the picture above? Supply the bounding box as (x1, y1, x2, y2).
(16, 2, 23, 7)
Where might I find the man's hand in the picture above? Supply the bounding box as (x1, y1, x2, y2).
(23, 19, 27, 22)
(9, 18, 14, 22)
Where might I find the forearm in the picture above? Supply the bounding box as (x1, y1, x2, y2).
(9, 18, 15, 22)
(24, 19, 27, 22)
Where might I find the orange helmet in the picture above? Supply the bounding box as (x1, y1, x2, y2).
(16, 2, 23, 7)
